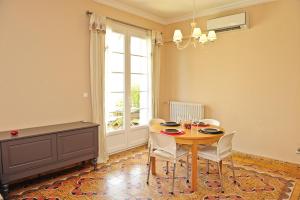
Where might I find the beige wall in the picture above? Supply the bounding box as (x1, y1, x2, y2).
(0, 0, 163, 131)
(161, 0, 300, 163)
(1, 0, 299, 164)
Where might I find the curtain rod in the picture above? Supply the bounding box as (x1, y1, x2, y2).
(86, 10, 157, 32)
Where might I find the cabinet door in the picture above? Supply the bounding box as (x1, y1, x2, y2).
(57, 127, 98, 161)
(1, 135, 57, 174)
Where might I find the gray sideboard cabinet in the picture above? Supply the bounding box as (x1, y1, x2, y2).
(0, 122, 99, 200)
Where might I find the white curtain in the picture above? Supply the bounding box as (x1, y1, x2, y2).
(151, 31, 163, 118)
(89, 14, 108, 163)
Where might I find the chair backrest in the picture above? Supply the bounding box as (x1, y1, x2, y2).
(149, 132, 177, 158)
(201, 119, 220, 126)
(149, 118, 165, 133)
(149, 118, 165, 126)
(217, 132, 236, 158)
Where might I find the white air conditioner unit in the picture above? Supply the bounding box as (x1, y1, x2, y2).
(207, 12, 249, 33)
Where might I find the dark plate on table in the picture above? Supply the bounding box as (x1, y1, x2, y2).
(199, 128, 223, 134)
(165, 129, 180, 133)
(160, 121, 180, 127)
(193, 122, 208, 126)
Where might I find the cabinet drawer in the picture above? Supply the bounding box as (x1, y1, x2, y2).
(1, 135, 57, 174)
(57, 127, 97, 161)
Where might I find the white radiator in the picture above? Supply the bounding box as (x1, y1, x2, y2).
(170, 101, 204, 122)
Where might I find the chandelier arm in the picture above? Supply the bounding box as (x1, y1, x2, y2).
(176, 37, 193, 50)
(175, 21, 197, 50)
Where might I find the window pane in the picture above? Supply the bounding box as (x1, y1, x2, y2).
(130, 90, 149, 127)
(131, 85, 140, 109)
(108, 73, 124, 92)
(130, 108, 140, 127)
(131, 108, 149, 127)
(140, 91, 148, 109)
(131, 55, 148, 74)
(107, 112, 124, 132)
(106, 93, 124, 131)
(105, 30, 126, 133)
(130, 36, 150, 128)
(110, 53, 124, 73)
(140, 109, 149, 125)
(130, 91, 149, 110)
(106, 93, 124, 113)
(131, 36, 147, 56)
(130, 84, 141, 127)
(131, 74, 148, 91)
(109, 32, 125, 53)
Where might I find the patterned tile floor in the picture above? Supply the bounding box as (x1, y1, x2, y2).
(9, 146, 300, 200)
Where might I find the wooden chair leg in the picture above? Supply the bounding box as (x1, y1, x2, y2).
(151, 157, 156, 175)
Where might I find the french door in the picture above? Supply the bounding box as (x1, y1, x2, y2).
(105, 21, 152, 154)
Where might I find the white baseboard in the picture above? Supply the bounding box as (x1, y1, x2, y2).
(108, 142, 147, 156)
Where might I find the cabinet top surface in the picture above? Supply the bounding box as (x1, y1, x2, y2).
(0, 122, 99, 142)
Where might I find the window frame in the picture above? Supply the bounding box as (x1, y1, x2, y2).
(105, 20, 152, 135)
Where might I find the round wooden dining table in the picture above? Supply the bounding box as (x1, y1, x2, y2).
(149, 123, 224, 192)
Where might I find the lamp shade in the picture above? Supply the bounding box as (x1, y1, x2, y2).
(192, 27, 202, 39)
(173, 29, 183, 43)
(208, 30, 217, 41)
(199, 34, 208, 44)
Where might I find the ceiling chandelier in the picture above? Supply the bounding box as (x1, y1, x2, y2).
(173, 0, 217, 50)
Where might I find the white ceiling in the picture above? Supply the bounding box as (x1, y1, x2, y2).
(94, 0, 276, 24)
(113, 0, 242, 18)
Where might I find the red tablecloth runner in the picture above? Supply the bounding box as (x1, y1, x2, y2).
(160, 130, 185, 136)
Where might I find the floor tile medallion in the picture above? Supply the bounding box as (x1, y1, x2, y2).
(9, 147, 298, 200)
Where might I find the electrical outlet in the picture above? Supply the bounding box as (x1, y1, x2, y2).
(297, 148, 300, 154)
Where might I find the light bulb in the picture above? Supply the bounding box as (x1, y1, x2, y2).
(173, 30, 183, 43)
(199, 34, 208, 44)
(192, 27, 202, 39)
(208, 30, 217, 41)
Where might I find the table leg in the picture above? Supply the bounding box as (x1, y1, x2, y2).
(151, 157, 156, 175)
(191, 143, 198, 192)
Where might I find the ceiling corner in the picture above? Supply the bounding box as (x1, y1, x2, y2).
(93, 0, 168, 25)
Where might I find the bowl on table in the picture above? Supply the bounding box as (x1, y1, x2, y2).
(192, 121, 209, 127)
